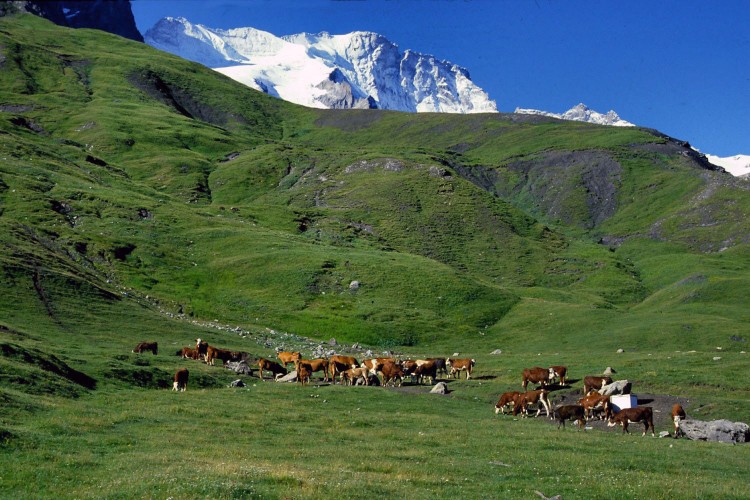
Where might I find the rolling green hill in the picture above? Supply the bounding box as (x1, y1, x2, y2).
(1, 14, 749, 498)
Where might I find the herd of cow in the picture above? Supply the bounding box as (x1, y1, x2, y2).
(133, 339, 685, 437)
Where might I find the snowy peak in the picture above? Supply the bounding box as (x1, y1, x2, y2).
(144, 17, 497, 113)
(706, 154, 750, 177)
(515, 103, 635, 127)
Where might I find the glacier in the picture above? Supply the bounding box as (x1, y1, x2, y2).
(515, 103, 635, 127)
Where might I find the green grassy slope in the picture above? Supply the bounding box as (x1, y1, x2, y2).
(1, 14, 749, 497)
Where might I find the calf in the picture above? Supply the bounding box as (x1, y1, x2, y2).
(494, 391, 522, 415)
(608, 407, 655, 437)
(577, 392, 611, 421)
(672, 404, 686, 438)
(133, 341, 158, 355)
(341, 366, 370, 386)
(297, 364, 311, 385)
(553, 405, 585, 430)
(172, 368, 188, 391)
(447, 358, 475, 380)
(380, 361, 405, 387)
(583, 375, 613, 395)
(513, 389, 551, 417)
(277, 351, 301, 368)
(257, 358, 287, 380)
(549, 365, 568, 385)
(522, 367, 553, 390)
(295, 358, 330, 382)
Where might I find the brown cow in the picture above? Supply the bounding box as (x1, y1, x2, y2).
(296, 364, 311, 385)
(205, 346, 241, 366)
(295, 358, 330, 382)
(447, 358, 475, 380)
(494, 391, 522, 415)
(553, 404, 585, 430)
(513, 389, 551, 417)
(583, 375, 613, 395)
(195, 339, 209, 360)
(328, 355, 359, 383)
(176, 346, 198, 359)
(362, 357, 396, 375)
(522, 367, 553, 390)
(414, 359, 437, 385)
(133, 341, 158, 355)
(340, 367, 370, 386)
(578, 393, 612, 421)
(672, 404, 686, 438)
(427, 357, 448, 376)
(608, 407, 655, 437)
(277, 351, 301, 368)
(172, 368, 188, 391)
(380, 361, 404, 387)
(549, 365, 568, 385)
(257, 358, 287, 380)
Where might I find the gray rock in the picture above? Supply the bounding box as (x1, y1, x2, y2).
(430, 382, 450, 394)
(603, 366, 617, 376)
(329, 338, 338, 346)
(598, 380, 631, 396)
(680, 419, 750, 443)
(616, 348, 625, 353)
(276, 371, 298, 383)
(224, 360, 253, 376)
(659, 431, 671, 438)
(349, 280, 360, 290)
(490, 349, 503, 355)
(229, 379, 245, 388)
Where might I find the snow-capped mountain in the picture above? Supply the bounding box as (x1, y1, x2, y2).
(705, 154, 750, 177)
(515, 103, 634, 127)
(144, 17, 497, 113)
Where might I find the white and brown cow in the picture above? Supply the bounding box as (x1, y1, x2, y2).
(548, 365, 568, 385)
(513, 389, 551, 417)
(172, 368, 188, 391)
(340, 366, 370, 386)
(328, 355, 359, 383)
(553, 404, 586, 430)
(522, 367, 554, 390)
(494, 391, 522, 415)
(380, 361, 405, 387)
(608, 407, 655, 437)
(583, 375, 613, 396)
(447, 358, 475, 380)
(577, 392, 612, 421)
(672, 403, 686, 438)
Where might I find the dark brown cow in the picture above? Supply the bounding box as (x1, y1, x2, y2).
(295, 358, 330, 382)
(427, 358, 448, 376)
(522, 367, 553, 390)
(414, 359, 437, 385)
(328, 355, 359, 383)
(205, 346, 241, 366)
(583, 375, 613, 395)
(513, 389, 551, 417)
(133, 341, 158, 355)
(176, 346, 198, 359)
(494, 391, 522, 415)
(578, 393, 612, 420)
(277, 351, 301, 368)
(549, 365, 568, 385)
(672, 404, 686, 438)
(447, 358, 475, 380)
(380, 361, 404, 387)
(195, 339, 209, 360)
(608, 407, 655, 437)
(553, 405, 585, 430)
(257, 358, 287, 380)
(172, 368, 188, 391)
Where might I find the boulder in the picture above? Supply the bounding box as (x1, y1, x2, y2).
(224, 360, 253, 376)
(490, 349, 503, 355)
(229, 379, 245, 388)
(616, 348, 625, 353)
(349, 280, 360, 290)
(276, 371, 298, 383)
(680, 419, 750, 443)
(603, 366, 617, 376)
(598, 380, 631, 396)
(430, 382, 450, 394)
(658, 431, 671, 438)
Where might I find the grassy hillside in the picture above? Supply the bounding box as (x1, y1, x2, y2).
(1, 14, 749, 498)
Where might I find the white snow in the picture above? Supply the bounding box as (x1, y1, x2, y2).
(515, 103, 634, 127)
(705, 154, 750, 177)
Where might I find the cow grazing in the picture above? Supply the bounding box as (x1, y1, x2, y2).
(414, 359, 438, 385)
(672, 404, 686, 438)
(380, 361, 405, 387)
(257, 358, 287, 380)
(133, 341, 158, 355)
(195, 339, 209, 360)
(553, 405, 586, 430)
(328, 355, 359, 383)
(583, 375, 613, 395)
(341, 367, 370, 386)
(295, 358, 330, 382)
(513, 389, 551, 417)
(577, 393, 611, 421)
(205, 346, 241, 366)
(277, 351, 301, 368)
(176, 346, 199, 359)
(608, 407, 655, 437)
(447, 358, 475, 380)
(173, 368, 188, 391)
(549, 365, 568, 385)
(494, 391, 522, 415)
(522, 367, 554, 390)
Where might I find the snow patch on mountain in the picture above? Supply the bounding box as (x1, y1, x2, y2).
(705, 154, 750, 177)
(144, 17, 497, 113)
(515, 103, 635, 127)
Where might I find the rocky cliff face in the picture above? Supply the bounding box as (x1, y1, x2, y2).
(1, 0, 143, 42)
(144, 17, 497, 113)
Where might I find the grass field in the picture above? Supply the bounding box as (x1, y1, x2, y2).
(1, 13, 749, 498)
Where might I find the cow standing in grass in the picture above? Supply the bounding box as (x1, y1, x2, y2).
(133, 341, 158, 355)
(173, 368, 188, 391)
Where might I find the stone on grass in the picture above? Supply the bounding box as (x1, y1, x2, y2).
(229, 379, 245, 388)
(603, 366, 616, 376)
(598, 380, 631, 396)
(490, 349, 503, 355)
(224, 360, 253, 375)
(276, 371, 298, 383)
(680, 419, 750, 444)
(430, 382, 450, 394)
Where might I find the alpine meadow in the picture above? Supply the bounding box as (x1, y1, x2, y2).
(0, 13, 749, 499)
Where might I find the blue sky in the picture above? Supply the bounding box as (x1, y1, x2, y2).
(132, 0, 749, 156)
